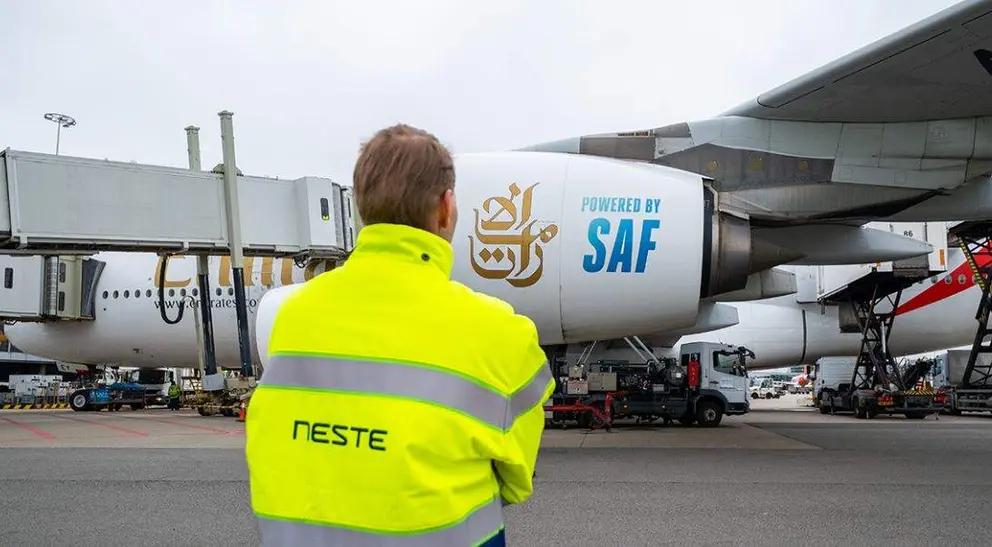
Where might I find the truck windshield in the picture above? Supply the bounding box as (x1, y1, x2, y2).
(713, 352, 746, 377)
(133, 370, 171, 384)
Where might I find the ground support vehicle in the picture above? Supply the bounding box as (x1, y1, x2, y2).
(69, 382, 146, 411)
(543, 339, 752, 429)
(183, 375, 256, 417)
(936, 222, 992, 415)
(817, 271, 939, 419)
(750, 378, 781, 399)
(930, 349, 988, 414)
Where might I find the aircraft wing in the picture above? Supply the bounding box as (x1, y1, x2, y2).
(721, 0, 992, 123)
(521, 0, 992, 232)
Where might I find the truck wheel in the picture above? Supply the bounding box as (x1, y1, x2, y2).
(695, 400, 723, 427)
(750, 392, 758, 399)
(854, 398, 868, 419)
(818, 399, 831, 414)
(69, 391, 89, 412)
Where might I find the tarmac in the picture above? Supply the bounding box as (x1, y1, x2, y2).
(2, 394, 992, 545)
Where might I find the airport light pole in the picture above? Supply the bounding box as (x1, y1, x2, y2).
(44, 113, 76, 155)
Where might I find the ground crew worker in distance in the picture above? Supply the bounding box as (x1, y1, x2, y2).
(167, 381, 181, 411)
(245, 123, 555, 546)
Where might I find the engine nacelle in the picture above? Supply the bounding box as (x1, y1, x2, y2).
(255, 151, 754, 368)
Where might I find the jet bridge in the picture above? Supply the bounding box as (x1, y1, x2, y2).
(0, 111, 357, 385)
(0, 146, 354, 323)
(0, 148, 353, 257)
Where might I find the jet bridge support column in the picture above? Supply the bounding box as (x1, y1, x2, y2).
(184, 126, 219, 379)
(219, 111, 254, 379)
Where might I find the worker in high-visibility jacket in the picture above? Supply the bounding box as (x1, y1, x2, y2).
(245, 123, 555, 547)
(167, 381, 181, 411)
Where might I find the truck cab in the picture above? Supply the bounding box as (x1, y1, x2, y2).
(124, 367, 176, 407)
(681, 342, 752, 420)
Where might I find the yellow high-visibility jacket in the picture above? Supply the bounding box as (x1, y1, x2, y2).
(245, 222, 554, 546)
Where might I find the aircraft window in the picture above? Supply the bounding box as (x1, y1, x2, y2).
(228, 288, 234, 296)
(113, 291, 119, 299)
(3, 267, 12, 289)
(146, 289, 152, 297)
(58, 262, 66, 283)
(102, 291, 108, 299)
(124, 290, 130, 298)
(216, 288, 222, 296)
(959, 274, 966, 285)
(134, 289, 140, 298)
(945, 276, 952, 285)
(192, 288, 198, 297)
(57, 291, 65, 311)
(169, 289, 175, 297)
(180, 289, 187, 297)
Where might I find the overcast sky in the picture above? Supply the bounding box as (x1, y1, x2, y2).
(0, 0, 963, 184)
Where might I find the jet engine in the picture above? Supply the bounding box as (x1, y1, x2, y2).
(254, 151, 755, 368)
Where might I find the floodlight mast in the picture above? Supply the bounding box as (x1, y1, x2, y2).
(43, 113, 76, 155)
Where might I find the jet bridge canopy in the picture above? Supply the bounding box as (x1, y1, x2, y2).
(0, 149, 354, 258)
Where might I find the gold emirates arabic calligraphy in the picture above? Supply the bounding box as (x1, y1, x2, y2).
(469, 182, 559, 288)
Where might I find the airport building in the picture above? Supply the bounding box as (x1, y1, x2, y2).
(0, 336, 88, 383)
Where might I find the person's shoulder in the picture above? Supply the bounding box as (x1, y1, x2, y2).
(448, 280, 514, 314)
(448, 281, 538, 336)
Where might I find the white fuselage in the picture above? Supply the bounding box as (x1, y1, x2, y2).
(2, 246, 982, 371)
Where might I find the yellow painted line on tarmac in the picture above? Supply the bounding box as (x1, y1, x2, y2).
(1, 403, 70, 411)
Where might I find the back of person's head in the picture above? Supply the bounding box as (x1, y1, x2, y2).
(353, 124, 457, 241)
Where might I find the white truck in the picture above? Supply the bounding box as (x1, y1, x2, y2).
(123, 367, 178, 407)
(545, 341, 753, 428)
(932, 349, 992, 414)
(750, 378, 781, 399)
(812, 357, 857, 414)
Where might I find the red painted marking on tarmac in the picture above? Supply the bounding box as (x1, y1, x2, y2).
(49, 413, 148, 437)
(121, 415, 237, 435)
(0, 416, 56, 440)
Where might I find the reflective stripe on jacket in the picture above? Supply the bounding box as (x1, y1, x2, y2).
(246, 223, 554, 546)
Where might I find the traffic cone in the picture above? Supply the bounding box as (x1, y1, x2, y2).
(236, 403, 246, 422)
